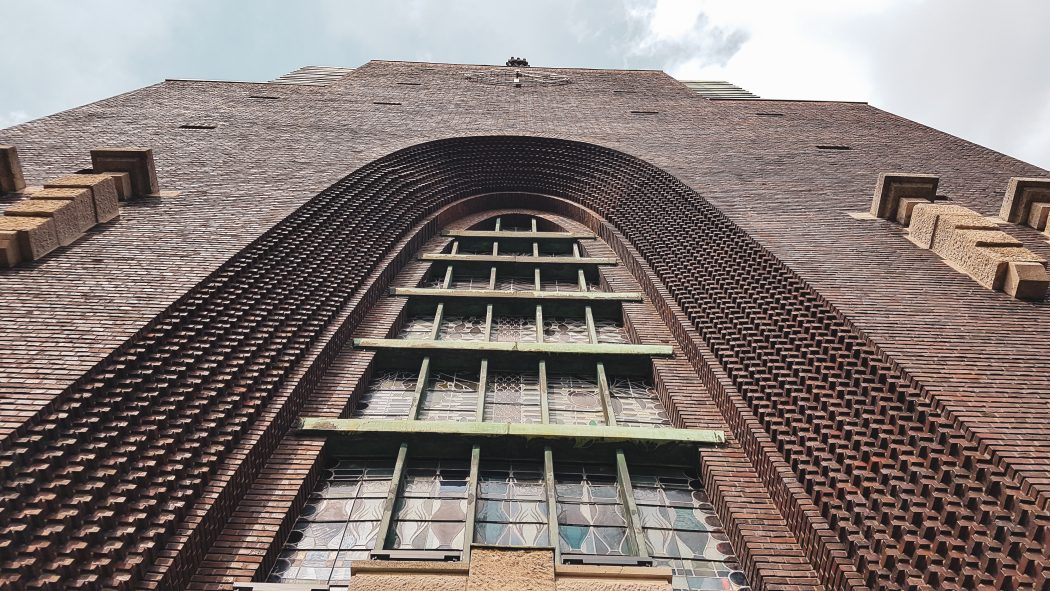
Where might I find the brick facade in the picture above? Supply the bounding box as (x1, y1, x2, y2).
(0, 61, 1048, 591)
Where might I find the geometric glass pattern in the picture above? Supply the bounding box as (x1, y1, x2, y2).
(391, 459, 471, 550)
(495, 273, 536, 291)
(547, 374, 605, 425)
(438, 315, 487, 341)
(539, 277, 582, 292)
(609, 377, 671, 428)
(491, 316, 538, 343)
(542, 317, 591, 343)
(631, 468, 750, 591)
(418, 371, 479, 422)
(474, 460, 550, 546)
(595, 319, 629, 344)
(352, 371, 417, 419)
(450, 271, 492, 290)
(555, 463, 631, 556)
(398, 316, 435, 340)
(483, 371, 542, 423)
(268, 460, 394, 585)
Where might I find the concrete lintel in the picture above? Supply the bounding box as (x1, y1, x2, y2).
(353, 338, 673, 357)
(443, 230, 596, 240)
(391, 287, 643, 302)
(298, 417, 726, 445)
(420, 253, 617, 265)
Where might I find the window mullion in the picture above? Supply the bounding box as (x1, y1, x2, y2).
(539, 360, 550, 423)
(463, 445, 482, 563)
(441, 265, 454, 289)
(483, 304, 493, 341)
(408, 356, 431, 419)
(535, 304, 544, 343)
(430, 303, 445, 340)
(615, 449, 649, 560)
(450, 239, 459, 255)
(476, 358, 488, 421)
(584, 305, 598, 344)
(543, 446, 561, 564)
(596, 362, 615, 426)
(373, 442, 410, 553)
(494, 217, 501, 232)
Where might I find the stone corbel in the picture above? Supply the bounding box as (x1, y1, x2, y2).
(999, 177, 1050, 235)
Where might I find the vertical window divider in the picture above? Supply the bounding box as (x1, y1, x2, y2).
(408, 357, 431, 419)
(535, 305, 544, 343)
(374, 442, 410, 553)
(450, 239, 459, 255)
(574, 243, 588, 292)
(596, 362, 616, 426)
(463, 445, 482, 563)
(476, 359, 488, 421)
(483, 304, 494, 341)
(430, 304, 445, 340)
(494, 217, 501, 232)
(615, 449, 649, 560)
(441, 265, 454, 289)
(584, 305, 598, 344)
(531, 217, 538, 232)
(543, 446, 561, 564)
(539, 360, 550, 423)
(534, 267, 541, 291)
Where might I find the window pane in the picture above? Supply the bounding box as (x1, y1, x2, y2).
(609, 377, 671, 428)
(269, 460, 393, 586)
(543, 317, 590, 343)
(491, 316, 537, 343)
(495, 273, 536, 291)
(475, 460, 549, 547)
(418, 371, 479, 422)
(631, 467, 749, 591)
(398, 316, 434, 340)
(438, 315, 486, 341)
(555, 463, 631, 556)
(484, 371, 542, 423)
(547, 374, 605, 426)
(450, 270, 491, 290)
(391, 459, 470, 550)
(594, 319, 629, 344)
(352, 371, 417, 419)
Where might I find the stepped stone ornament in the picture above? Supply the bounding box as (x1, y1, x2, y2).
(999, 176, 1050, 232)
(0, 145, 26, 194)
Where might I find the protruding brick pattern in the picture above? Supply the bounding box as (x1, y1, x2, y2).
(3, 136, 1049, 591)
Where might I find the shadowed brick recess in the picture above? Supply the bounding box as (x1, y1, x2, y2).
(0, 60, 1048, 591)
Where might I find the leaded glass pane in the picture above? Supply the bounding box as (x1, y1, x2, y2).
(542, 317, 590, 343)
(398, 316, 435, 340)
(539, 277, 582, 292)
(484, 371, 542, 423)
(594, 319, 629, 343)
(491, 316, 538, 343)
(418, 371, 479, 422)
(269, 460, 392, 585)
(609, 377, 671, 428)
(352, 371, 416, 419)
(631, 467, 749, 591)
(450, 271, 491, 290)
(474, 460, 549, 546)
(391, 460, 470, 550)
(555, 463, 631, 556)
(438, 315, 486, 341)
(547, 374, 605, 425)
(495, 273, 536, 291)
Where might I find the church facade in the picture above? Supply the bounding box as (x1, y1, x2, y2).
(0, 60, 1049, 591)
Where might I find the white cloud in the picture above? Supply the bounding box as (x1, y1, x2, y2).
(0, 111, 29, 129)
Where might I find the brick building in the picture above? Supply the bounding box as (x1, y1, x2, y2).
(0, 60, 1049, 591)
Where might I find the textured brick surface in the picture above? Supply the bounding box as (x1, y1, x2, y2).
(0, 61, 1048, 590)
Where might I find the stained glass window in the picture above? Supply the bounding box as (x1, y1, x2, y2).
(398, 316, 435, 340)
(438, 315, 486, 341)
(631, 468, 750, 591)
(595, 319, 629, 344)
(539, 277, 582, 292)
(555, 463, 631, 556)
(352, 371, 417, 419)
(542, 317, 590, 343)
(484, 371, 542, 423)
(491, 315, 537, 342)
(450, 271, 491, 290)
(474, 460, 549, 546)
(495, 273, 536, 291)
(418, 371, 479, 422)
(547, 374, 605, 426)
(269, 460, 393, 586)
(609, 377, 671, 428)
(390, 459, 470, 550)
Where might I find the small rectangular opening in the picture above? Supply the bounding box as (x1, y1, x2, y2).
(247, 95, 280, 100)
(756, 112, 785, 117)
(396, 82, 421, 86)
(613, 90, 638, 94)
(630, 110, 658, 115)
(178, 124, 217, 130)
(374, 101, 403, 106)
(816, 145, 851, 150)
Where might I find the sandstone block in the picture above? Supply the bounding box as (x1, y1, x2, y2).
(94, 172, 132, 201)
(0, 145, 26, 194)
(0, 230, 22, 267)
(90, 148, 158, 197)
(1027, 202, 1050, 232)
(895, 197, 931, 226)
(4, 198, 82, 246)
(0, 216, 58, 260)
(1003, 261, 1050, 300)
(871, 173, 939, 220)
(907, 203, 991, 248)
(28, 188, 96, 233)
(999, 177, 1050, 226)
(44, 175, 119, 223)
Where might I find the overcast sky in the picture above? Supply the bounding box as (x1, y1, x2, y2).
(1, 0, 1047, 169)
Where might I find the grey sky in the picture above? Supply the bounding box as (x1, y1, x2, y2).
(1, 0, 1046, 169)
